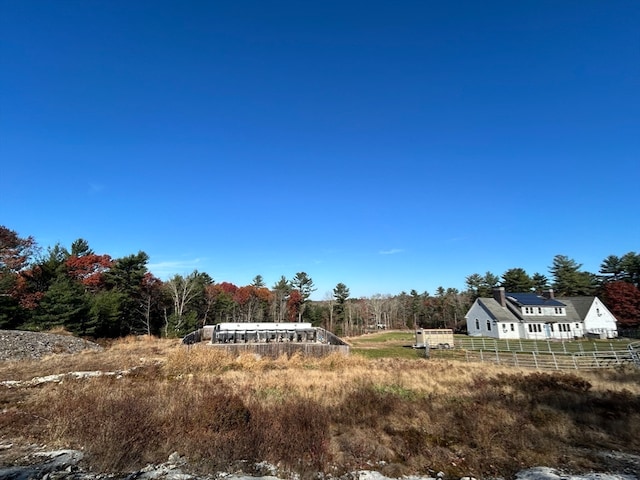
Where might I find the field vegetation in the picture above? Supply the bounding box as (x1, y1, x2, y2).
(1, 333, 640, 479)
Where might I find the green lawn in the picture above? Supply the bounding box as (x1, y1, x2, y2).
(347, 330, 422, 359)
(346, 331, 636, 360)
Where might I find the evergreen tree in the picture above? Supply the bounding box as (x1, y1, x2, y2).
(103, 251, 149, 336)
(88, 290, 124, 337)
(620, 252, 640, 288)
(550, 255, 596, 296)
(531, 272, 550, 293)
(500, 268, 534, 292)
(32, 275, 90, 333)
(333, 282, 350, 329)
(291, 272, 316, 322)
(70, 238, 94, 257)
(599, 255, 624, 282)
(465, 271, 500, 299)
(271, 276, 291, 322)
(409, 289, 423, 328)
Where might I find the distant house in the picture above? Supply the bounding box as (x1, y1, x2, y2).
(465, 287, 618, 340)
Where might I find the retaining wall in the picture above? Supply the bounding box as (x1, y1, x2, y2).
(205, 342, 349, 358)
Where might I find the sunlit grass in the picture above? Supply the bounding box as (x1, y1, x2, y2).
(347, 330, 416, 343)
(1, 334, 639, 479)
(352, 346, 423, 360)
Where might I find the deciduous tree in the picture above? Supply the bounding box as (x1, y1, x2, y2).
(138, 273, 165, 335)
(66, 253, 112, 291)
(600, 281, 640, 328)
(164, 270, 208, 336)
(287, 290, 303, 322)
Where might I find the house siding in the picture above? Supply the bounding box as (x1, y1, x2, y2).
(494, 321, 521, 340)
(465, 293, 619, 341)
(582, 297, 618, 337)
(466, 301, 494, 337)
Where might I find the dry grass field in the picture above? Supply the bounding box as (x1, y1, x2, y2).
(1, 333, 639, 479)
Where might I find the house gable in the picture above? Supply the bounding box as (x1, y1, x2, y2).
(559, 296, 618, 338)
(463, 288, 612, 340)
(465, 298, 520, 338)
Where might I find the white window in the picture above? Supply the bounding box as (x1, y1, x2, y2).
(487, 320, 491, 331)
(510, 323, 514, 331)
(475, 319, 480, 330)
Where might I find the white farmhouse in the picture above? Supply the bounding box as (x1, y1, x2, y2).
(465, 287, 618, 340)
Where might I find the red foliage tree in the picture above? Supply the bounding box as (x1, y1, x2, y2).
(287, 290, 303, 322)
(0, 226, 36, 272)
(601, 281, 640, 328)
(216, 281, 238, 295)
(254, 287, 273, 304)
(11, 273, 44, 309)
(66, 254, 113, 291)
(233, 285, 254, 306)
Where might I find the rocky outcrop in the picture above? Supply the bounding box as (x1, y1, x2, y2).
(0, 448, 637, 480)
(0, 330, 102, 361)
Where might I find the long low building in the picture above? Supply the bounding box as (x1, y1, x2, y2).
(183, 322, 349, 348)
(211, 322, 319, 344)
(182, 322, 350, 358)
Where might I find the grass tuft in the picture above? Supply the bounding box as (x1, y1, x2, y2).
(1, 335, 639, 478)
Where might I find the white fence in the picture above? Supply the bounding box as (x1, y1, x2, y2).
(436, 337, 638, 370)
(629, 341, 640, 367)
(456, 349, 635, 370)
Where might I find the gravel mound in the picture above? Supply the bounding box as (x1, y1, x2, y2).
(0, 330, 102, 361)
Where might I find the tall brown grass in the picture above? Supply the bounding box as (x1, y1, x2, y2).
(1, 338, 639, 478)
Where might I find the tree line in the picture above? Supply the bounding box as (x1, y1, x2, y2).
(1, 225, 638, 338)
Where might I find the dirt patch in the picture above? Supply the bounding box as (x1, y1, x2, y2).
(0, 330, 102, 361)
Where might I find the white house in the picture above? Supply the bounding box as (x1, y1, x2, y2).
(465, 287, 618, 340)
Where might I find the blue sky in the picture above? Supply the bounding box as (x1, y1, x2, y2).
(1, 1, 638, 300)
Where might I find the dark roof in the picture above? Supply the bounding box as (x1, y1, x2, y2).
(476, 293, 595, 323)
(506, 292, 565, 307)
(477, 298, 518, 323)
(558, 297, 595, 319)
(476, 297, 583, 324)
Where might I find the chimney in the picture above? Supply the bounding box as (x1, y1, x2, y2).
(493, 287, 506, 307)
(542, 289, 555, 300)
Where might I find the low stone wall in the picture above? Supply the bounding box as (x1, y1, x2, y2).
(206, 342, 349, 358)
